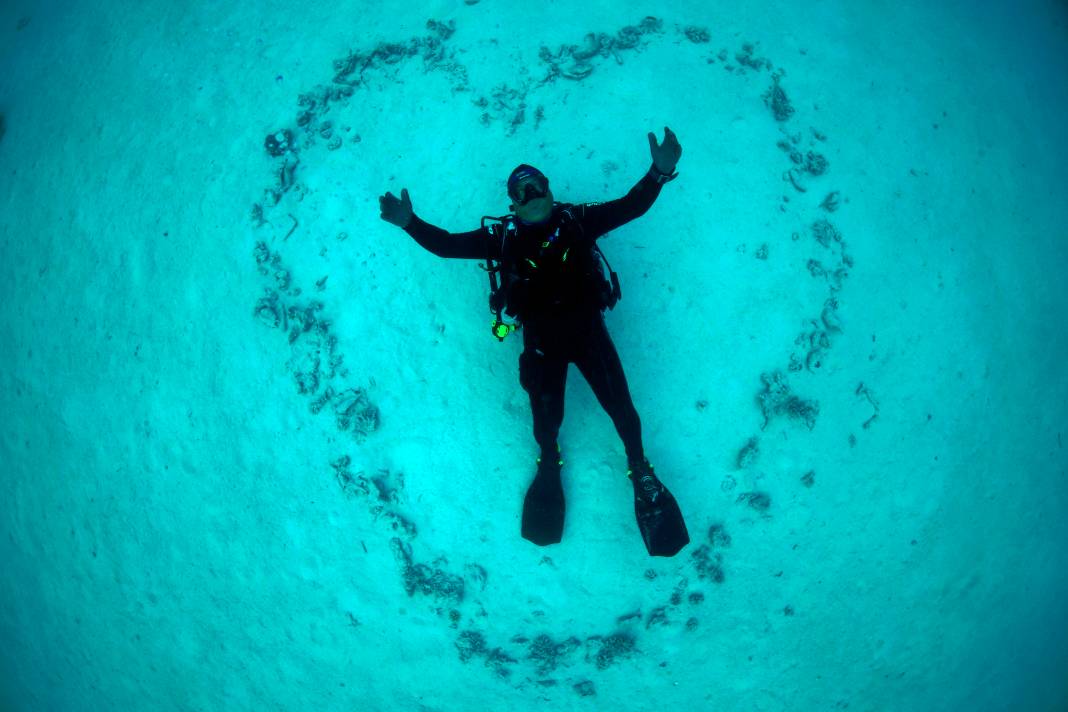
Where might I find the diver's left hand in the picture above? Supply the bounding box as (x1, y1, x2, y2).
(648, 126, 682, 174)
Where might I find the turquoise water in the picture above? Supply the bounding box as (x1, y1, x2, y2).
(1, 1, 1066, 710)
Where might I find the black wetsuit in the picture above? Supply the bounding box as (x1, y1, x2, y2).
(402, 166, 667, 464)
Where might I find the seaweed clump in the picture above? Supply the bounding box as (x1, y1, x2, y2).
(586, 632, 636, 670)
(763, 72, 794, 121)
(756, 371, 819, 430)
(391, 539, 465, 603)
(526, 634, 581, 675)
(455, 631, 517, 678)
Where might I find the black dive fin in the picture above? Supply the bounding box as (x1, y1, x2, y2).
(633, 475, 690, 557)
(521, 463, 565, 546)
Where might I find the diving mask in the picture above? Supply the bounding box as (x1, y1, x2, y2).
(511, 176, 549, 205)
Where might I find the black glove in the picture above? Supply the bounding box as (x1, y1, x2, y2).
(379, 188, 413, 228)
(648, 126, 682, 175)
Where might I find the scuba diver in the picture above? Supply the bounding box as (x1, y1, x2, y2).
(378, 127, 689, 557)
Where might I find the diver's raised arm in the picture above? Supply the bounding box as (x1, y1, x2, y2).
(379, 186, 490, 260)
(580, 127, 683, 238)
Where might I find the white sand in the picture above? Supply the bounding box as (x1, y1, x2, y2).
(1, 0, 1066, 710)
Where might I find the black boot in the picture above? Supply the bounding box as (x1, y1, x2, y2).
(628, 458, 690, 557)
(522, 446, 565, 546)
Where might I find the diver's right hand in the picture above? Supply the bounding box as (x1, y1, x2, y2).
(379, 188, 413, 228)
